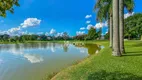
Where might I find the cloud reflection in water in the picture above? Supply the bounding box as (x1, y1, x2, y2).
(24, 54, 43, 63)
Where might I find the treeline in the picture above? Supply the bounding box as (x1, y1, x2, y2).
(0, 34, 72, 43)
(0, 28, 109, 43)
(74, 27, 109, 40)
(124, 13, 142, 40)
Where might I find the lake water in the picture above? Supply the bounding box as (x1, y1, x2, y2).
(0, 42, 102, 80)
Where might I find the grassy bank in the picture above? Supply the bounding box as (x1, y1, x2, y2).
(51, 40, 142, 80)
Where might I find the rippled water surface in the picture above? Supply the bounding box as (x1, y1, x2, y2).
(0, 42, 103, 80)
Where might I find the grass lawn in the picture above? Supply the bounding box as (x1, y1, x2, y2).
(51, 40, 142, 80)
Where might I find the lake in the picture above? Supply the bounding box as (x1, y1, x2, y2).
(0, 42, 103, 80)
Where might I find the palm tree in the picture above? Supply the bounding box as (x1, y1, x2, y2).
(119, 0, 134, 54)
(94, 0, 134, 56)
(94, 0, 113, 48)
(112, 0, 121, 56)
(119, 0, 124, 54)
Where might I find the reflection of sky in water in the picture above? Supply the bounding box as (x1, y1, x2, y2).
(0, 59, 3, 64)
(101, 46, 105, 49)
(0, 42, 103, 80)
(0, 43, 102, 64)
(0, 43, 67, 64)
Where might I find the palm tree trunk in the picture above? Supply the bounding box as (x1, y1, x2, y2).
(119, 0, 125, 54)
(112, 0, 121, 56)
(109, 14, 113, 48)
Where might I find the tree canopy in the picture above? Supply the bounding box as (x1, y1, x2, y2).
(94, 0, 134, 22)
(0, 0, 20, 17)
(124, 13, 142, 40)
(86, 27, 98, 40)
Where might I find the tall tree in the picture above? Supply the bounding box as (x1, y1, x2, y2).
(119, 0, 125, 54)
(94, 0, 113, 48)
(112, 0, 121, 56)
(109, 13, 113, 48)
(86, 27, 97, 40)
(63, 32, 69, 40)
(119, 0, 134, 54)
(0, 0, 20, 17)
(94, 0, 134, 49)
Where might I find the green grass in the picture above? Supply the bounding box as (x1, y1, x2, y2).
(51, 40, 142, 80)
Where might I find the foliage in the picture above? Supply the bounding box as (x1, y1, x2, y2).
(124, 13, 142, 40)
(0, 0, 20, 17)
(86, 27, 98, 40)
(0, 33, 73, 43)
(94, 0, 134, 22)
(62, 32, 69, 40)
(73, 34, 87, 40)
(73, 28, 103, 41)
(104, 32, 109, 40)
(97, 28, 102, 39)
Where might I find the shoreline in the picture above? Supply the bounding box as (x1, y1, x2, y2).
(50, 40, 142, 80)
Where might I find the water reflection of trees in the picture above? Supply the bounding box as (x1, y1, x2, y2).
(0, 43, 70, 54)
(0, 43, 101, 55)
(0, 43, 63, 52)
(62, 44, 69, 52)
(73, 43, 101, 55)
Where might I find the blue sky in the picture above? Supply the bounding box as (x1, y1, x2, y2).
(0, 0, 141, 36)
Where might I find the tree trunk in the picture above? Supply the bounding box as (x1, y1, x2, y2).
(112, 0, 121, 56)
(109, 14, 113, 48)
(128, 35, 131, 40)
(119, 0, 125, 54)
(141, 35, 142, 40)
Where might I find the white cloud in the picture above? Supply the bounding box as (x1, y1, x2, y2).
(0, 18, 41, 36)
(7, 27, 21, 33)
(0, 27, 21, 35)
(20, 31, 28, 35)
(86, 22, 108, 30)
(56, 32, 63, 37)
(87, 24, 93, 30)
(95, 21, 108, 29)
(24, 54, 43, 63)
(21, 18, 41, 28)
(86, 20, 91, 24)
(45, 32, 49, 36)
(124, 12, 134, 19)
(85, 15, 92, 19)
(95, 23, 103, 29)
(80, 27, 86, 30)
(76, 31, 85, 35)
(50, 29, 56, 35)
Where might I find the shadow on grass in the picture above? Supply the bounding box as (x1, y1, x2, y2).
(123, 53, 142, 56)
(126, 51, 142, 53)
(133, 43, 142, 47)
(122, 51, 142, 56)
(88, 70, 142, 80)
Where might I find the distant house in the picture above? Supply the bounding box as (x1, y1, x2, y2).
(101, 35, 105, 40)
(37, 37, 41, 40)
